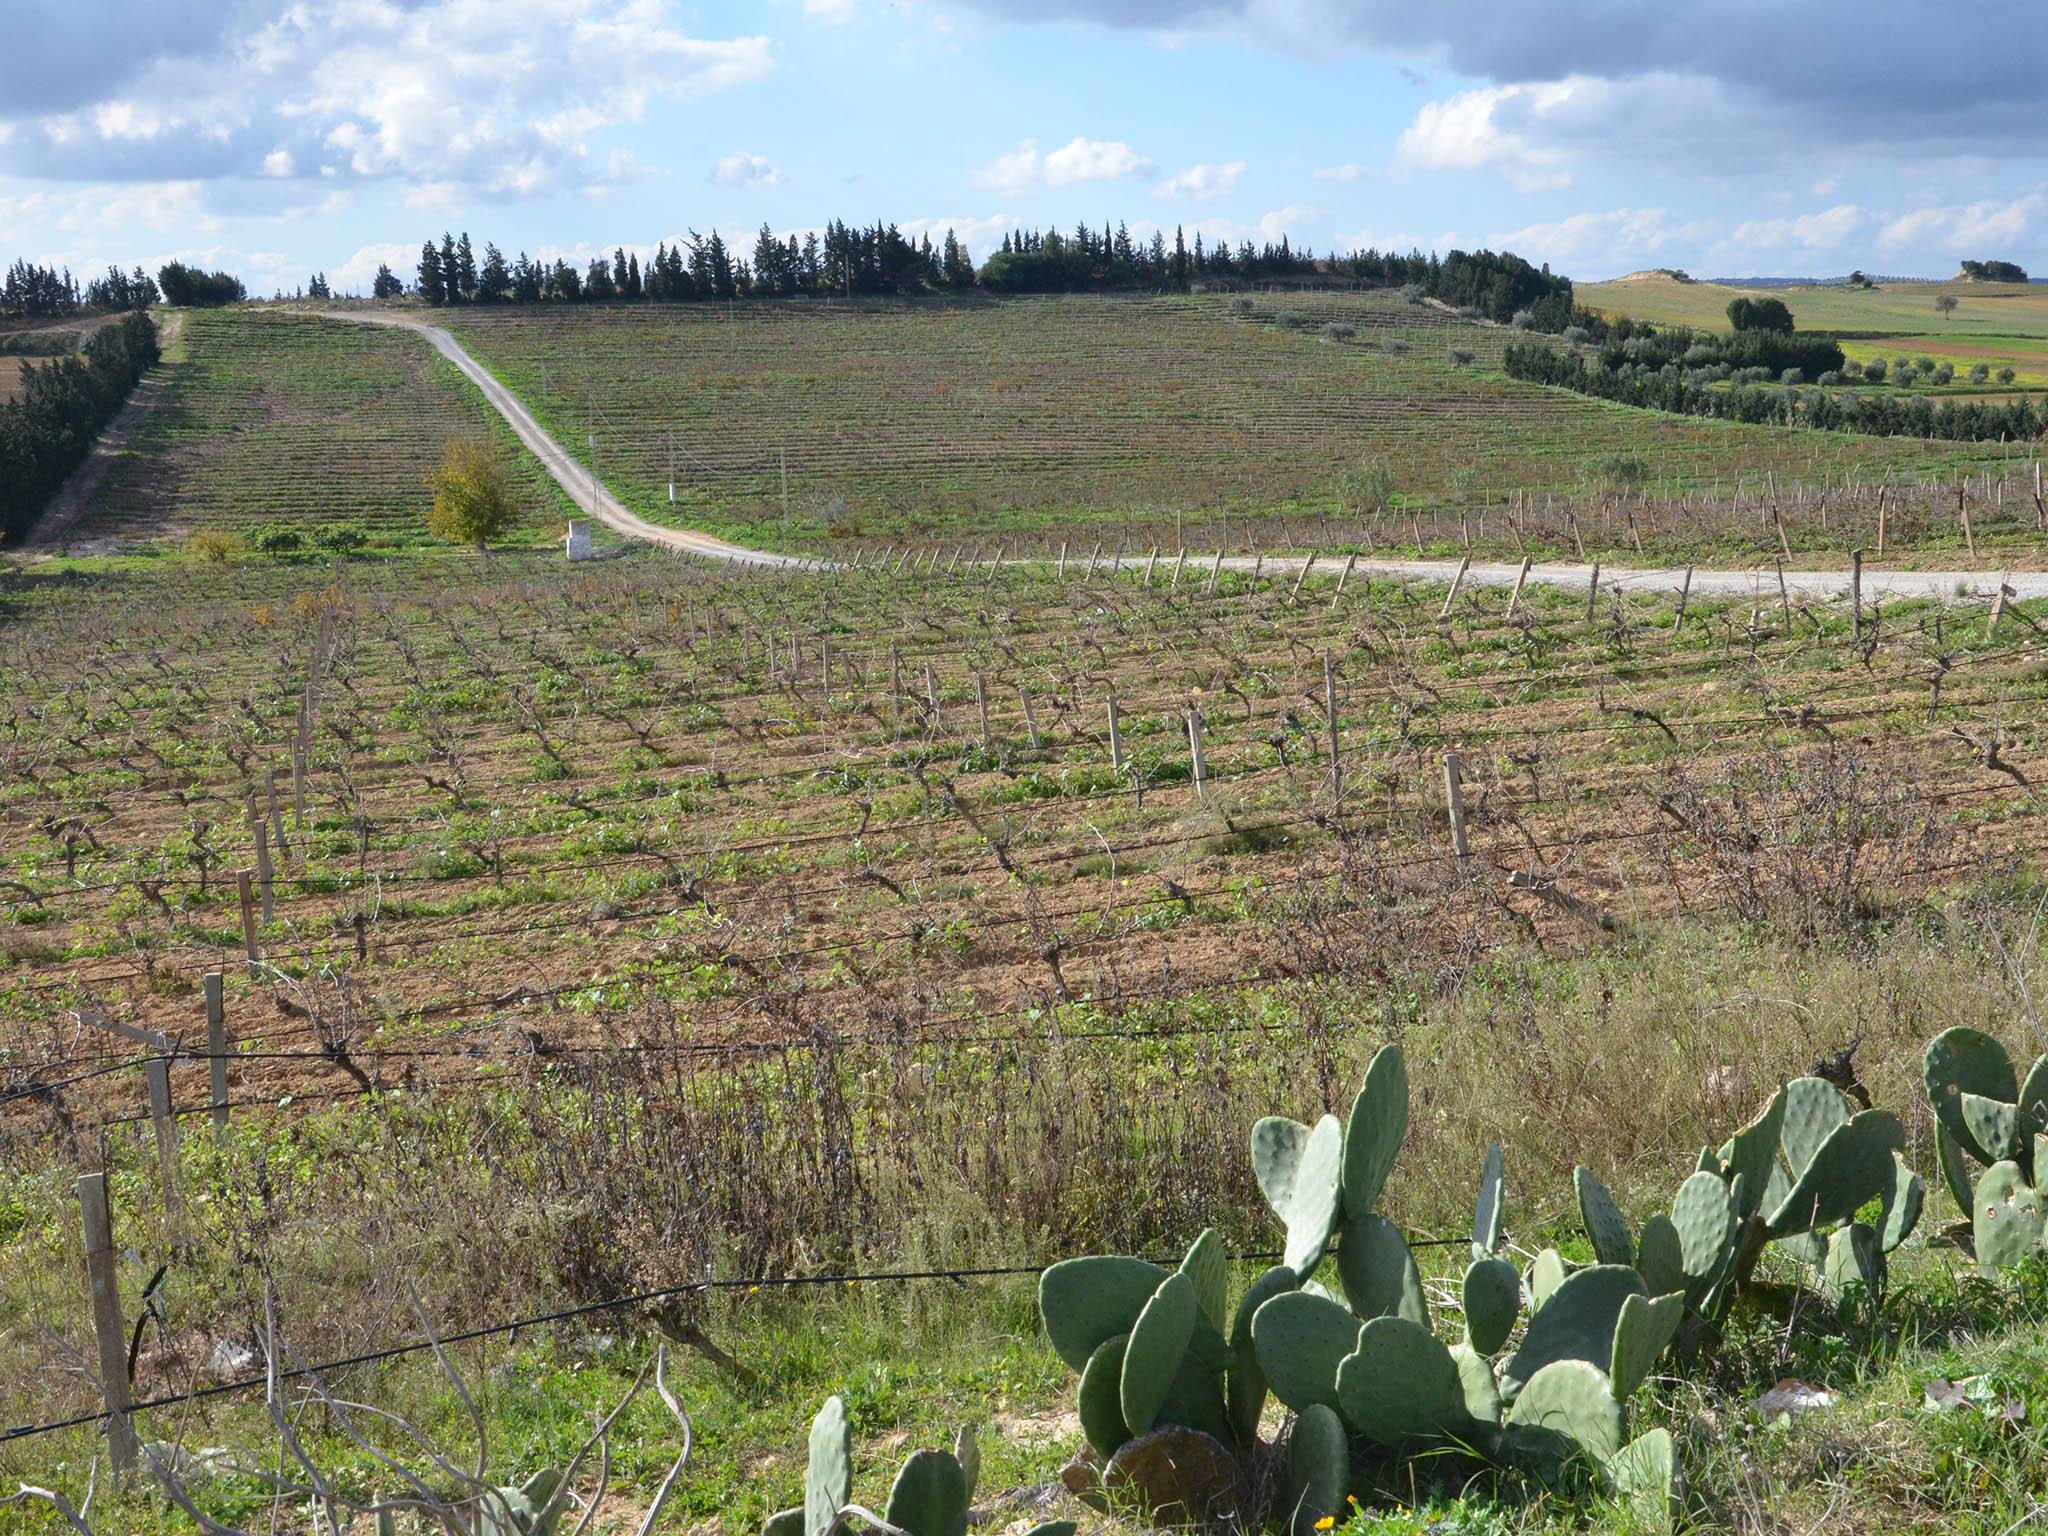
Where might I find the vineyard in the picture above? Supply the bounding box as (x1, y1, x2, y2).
(6, 541, 2048, 1532)
(55, 310, 572, 552)
(441, 293, 2025, 554)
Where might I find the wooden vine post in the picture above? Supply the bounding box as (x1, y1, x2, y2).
(1443, 751, 1472, 876)
(78, 1173, 137, 1476)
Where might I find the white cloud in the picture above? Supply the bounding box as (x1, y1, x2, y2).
(894, 212, 1023, 259)
(1722, 203, 1868, 254)
(803, 0, 859, 19)
(712, 150, 781, 188)
(1493, 207, 1717, 270)
(973, 135, 1152, 194)
(1155, 159, 1245, 201)
(1, 0, 775, 207)
(331, 240, 419, 294)
(1312, 163, 1372, 182)
(1877, 192, 2045, 253)
(1394, 79, 1580, 191)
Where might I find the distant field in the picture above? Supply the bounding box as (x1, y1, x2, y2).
(64, 309, 573, 550)
(1579, 272, 2048, 337)
(0, 357, 24, 404)
(447, 291, 2016, 550)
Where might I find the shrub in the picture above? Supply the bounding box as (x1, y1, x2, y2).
(1592, 450, 1648, 487)
(1383, 338, 1409, 356)
(1510, 308, 1536, 330)
(1447, 345, 1475, 366)
(1818, 371, 1844, 386)
(1397, 283, 1423, 305)
(1780, 367, 1805, 386)
(1863, 358, 1887, 382)
(186, 528, 242, 563)
(1931, 363, 1954, 385)
(1727, 295, 1794, 332)
(1320, 322, 1355, 342)
(316, 523, 369, 553)
(1229, 296, 1253, 315)
(1970, 363, 1991, 384)
(1895, 365, 1918, 386)
(1843, 359, 1863, 377)
(1561, 325, 1589, 344)
(248, 523, 304, 555)
(424, 437, 521, 552)
(1915, 355, 1936, 372)
(1999, 367, 2017, 384)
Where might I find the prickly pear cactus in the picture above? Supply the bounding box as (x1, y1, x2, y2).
(1281, 1404, 1349, 1536)
(1925, 1027, 2019, 1166)
(1251, 1290, 1360, 1414)
(1575, 1166, 1635, 1268)
(1500, 1265, 1646, 1403)
(1336, 1211, 1426, 1326)
(883, 1449, 970, 1536)
(1335, 1316, 1469, 1445)
(1342, 1044, 1409, 1222)
(1038, 1256, 1168, 1370)
(1974, 1161, 2046, 1274)
(1504, 1359, 1624, 1476)
(1254, 1113, 1344, 1277)
(1463, 1255, 1521, 1356)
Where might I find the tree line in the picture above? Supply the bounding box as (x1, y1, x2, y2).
(1504, 335, 2043, 443)
(3, 258, 252, 318)
(403, 221, 1577, 324)
(0, 312, 161, 543)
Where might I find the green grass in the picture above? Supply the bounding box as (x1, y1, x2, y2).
(1578, 274, 2048, 340)
(59, 309, 575, 553)
(442, 293, 2019, 552)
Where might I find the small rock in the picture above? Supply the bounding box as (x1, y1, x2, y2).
(207, 1337, 258, 1381)
(1754, 1378, 1836, 1420)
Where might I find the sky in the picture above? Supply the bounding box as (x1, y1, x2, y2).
(4, 0, 2046, 296)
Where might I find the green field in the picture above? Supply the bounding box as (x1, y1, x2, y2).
(5, 541, 2048, 1533)
(442, 292, 2022, 553)
(59, 309, 573, 553)
(1579, 272, 2048, 338)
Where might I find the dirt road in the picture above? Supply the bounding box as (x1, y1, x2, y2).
(321, 309, 812, 568)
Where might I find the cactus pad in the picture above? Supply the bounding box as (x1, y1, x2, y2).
(1078, 1334, 1131, 1457)
(805, 1396, 851, 1536)
(883, 1450, 971, 1536)
(1451, 1341, 1503, 1425)
(1227, 1265, 1298, 1446)
(1463, 1255, 1522, 1356)
(1500, 1265, 1646, 1402)
(1504, 1359, 1624, 1475)
(1527, 1248, 1570, 1311)
(1765, 1109, 1904, 1236)
(1121, 1271, 1199, 1435)
(1721, 1087, 1787, 1222)
(1342, 1044, 1409, 1221)
(1336, 1211, 1427, 1326)
(1253, 1116, 1314, 1213)
(1937, 1125, 1975, 1213)
(1608, 1291, 1682, 1399)
(1609, 1428, 1676, 1534)
(1473, 1143, 1506, 1256)
(1179, 1228, 1230, 1335)
(1251, 1289, 1361, 1413)
(1635, 1214, 1684, 1297)
(1335, 1316, 1468, 1445)
(1670, 1171, 1736, 1301)
(1778, 1077, 1852, 1177)
(1924, 1027, 2019, 1164)
(1960, 1093, 2020, 1164)
(1575, 1166, 1635, 1267)
(1039, 1256, 1169, 1370)
(1974, 1160, 2046, 1274)
(1282, 1404, 1349, 1536)
(2019, 1054, 2048, 1145)
(1822, 1222, 1885, 1310)
(1878, 1153, 1923, 1253)
(1279, 1114, 1345, 1277)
